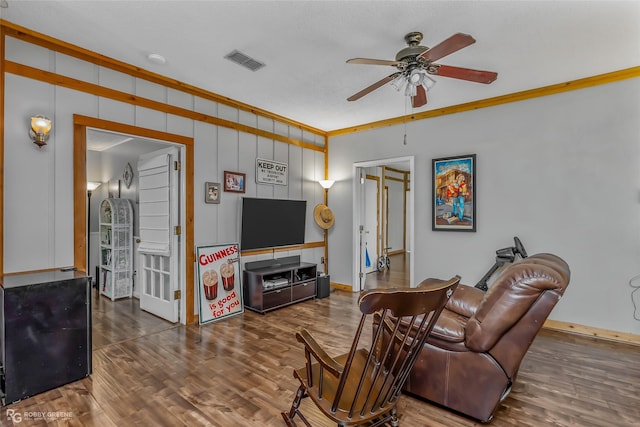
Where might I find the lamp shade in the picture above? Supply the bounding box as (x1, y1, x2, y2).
(29, 115, 52, 147)
(318, 180, 335, 189)
(87, 182, 102, 192)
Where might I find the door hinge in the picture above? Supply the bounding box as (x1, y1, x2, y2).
(359, 272, 364, 278)
(174, 290, 181, 300)
(174, 160, 181, 171)
(174, 225, 181, 235)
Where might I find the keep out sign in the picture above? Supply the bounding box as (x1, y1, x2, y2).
(196, 243, 244, 324)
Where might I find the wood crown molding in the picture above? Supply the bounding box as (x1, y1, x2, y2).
(327, 66, 640, 137)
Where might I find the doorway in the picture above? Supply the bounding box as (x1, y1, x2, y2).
(73, 115, 195, 328)
(353, 156, 414, 292)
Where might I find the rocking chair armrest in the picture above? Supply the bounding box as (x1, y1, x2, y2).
(296, 329, 344, 377)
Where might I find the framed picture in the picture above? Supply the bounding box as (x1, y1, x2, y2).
(123, 162, 134, 189)
(108, 179, 120, 198)
(224, 171, 246, 193)
(432, 154, 476, 232)
(205, 182, 220, 204)
(196, 243, 243, 324)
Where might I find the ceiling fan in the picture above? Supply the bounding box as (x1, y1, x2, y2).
(346, 32, 498, 108)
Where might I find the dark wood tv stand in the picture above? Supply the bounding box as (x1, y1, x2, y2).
(243, 256, 317, 313)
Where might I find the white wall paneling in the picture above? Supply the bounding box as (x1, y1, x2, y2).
(54, 51, 98, 84)
(3, 75, 53, 272)
(135, 78, 167, 103)
(98, 97, 135, 125)
(54, 86, 98, 268)
(194, 96, 218, 118)
(273, 141, 290, 200)
(134, 106, 167, 132)
(193, 120, 219, 247)
(98, 66, 135, 94)
(287, 145, 304, 200)
(5, 36, 50, 69)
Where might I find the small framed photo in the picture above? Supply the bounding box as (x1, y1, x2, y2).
(224, 171, 246, 193)
(205, 182, 220, 204)
(432, 154, 476, 232)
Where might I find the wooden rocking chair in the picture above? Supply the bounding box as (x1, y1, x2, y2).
(281, 276, 460, 427)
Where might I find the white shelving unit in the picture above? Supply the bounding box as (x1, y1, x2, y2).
(99, 198, 133, 300)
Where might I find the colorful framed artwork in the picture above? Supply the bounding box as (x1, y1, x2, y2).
(205, 182, 220, 204)
(224, 171, 246, 193)
(432, 154, 476, 232)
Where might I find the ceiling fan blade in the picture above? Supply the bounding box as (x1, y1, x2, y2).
(412, 85, 427, 108)
(347, 72, 402, 102)
(347, 58, 404, 66)
(419, 33, 476, 63)
(431, 64, 498, 84)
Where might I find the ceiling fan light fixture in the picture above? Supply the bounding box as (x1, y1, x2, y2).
(346, 31, 497, 106)
(391, 74, 406, 92)
(408, 69, 425, 86)
(422, 75, 437, 90)
(405, 82, 416, 97)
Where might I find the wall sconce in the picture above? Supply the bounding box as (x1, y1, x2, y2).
(29, 115, 52, 147)
(318, 180, 335, 190)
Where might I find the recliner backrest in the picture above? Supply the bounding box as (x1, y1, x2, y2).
(464, 253, 570, 352)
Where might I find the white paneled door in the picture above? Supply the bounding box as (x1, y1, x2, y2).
(137, 147, 181, 322)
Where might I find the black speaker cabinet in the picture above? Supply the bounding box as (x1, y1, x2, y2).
(0, 270, 91, 405)
(316, 274, 330, 299)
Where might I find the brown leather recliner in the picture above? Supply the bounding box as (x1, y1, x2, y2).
(404, 253, 570, 423)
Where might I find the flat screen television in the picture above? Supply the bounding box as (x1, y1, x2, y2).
(241, 197, 307, 251)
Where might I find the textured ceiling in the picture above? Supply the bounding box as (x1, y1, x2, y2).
(2, 1, 639, 132)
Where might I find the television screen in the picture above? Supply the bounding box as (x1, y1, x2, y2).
(241, 197, 307, 251)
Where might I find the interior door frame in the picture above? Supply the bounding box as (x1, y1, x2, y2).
(352, 156, 414, 291)
(73, 114, 195, 324)
(364, 174, 380, 274)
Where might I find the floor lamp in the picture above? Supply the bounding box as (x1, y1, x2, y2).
(318, 179, 335, 274)
(87, 182, 102, 287)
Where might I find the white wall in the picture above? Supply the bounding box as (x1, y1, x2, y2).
(328, 78, 640, 335)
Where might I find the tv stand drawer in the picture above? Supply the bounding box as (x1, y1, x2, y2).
(263, 287, 291, 309)
(292, 281, 316, 301)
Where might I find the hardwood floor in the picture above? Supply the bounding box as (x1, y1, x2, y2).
(364, 253, 410, 290)
(91, 289, 174, 350)
(2, 280, 639, 426)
